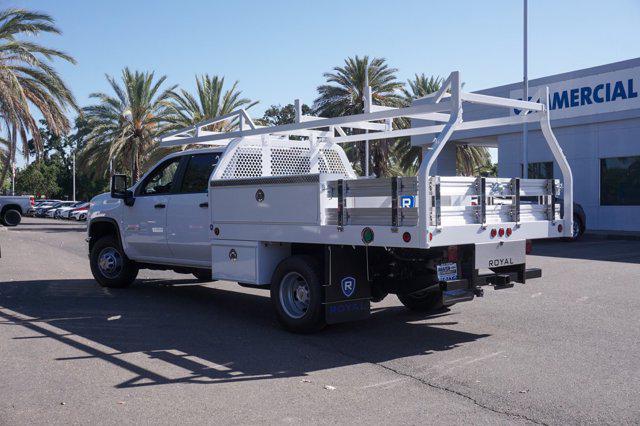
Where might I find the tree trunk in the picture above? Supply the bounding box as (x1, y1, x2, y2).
(130, 140, 140, 183)
(0, 155, 10, 193)
(358, 140, 367, 175)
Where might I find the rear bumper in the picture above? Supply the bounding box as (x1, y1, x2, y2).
(475, 267, 541, 286)
(441, 267, 542, 306)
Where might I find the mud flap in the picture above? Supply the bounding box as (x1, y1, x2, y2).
(323, 245, 371, 324)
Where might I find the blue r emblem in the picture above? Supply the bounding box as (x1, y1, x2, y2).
(341, 276, 356, 298)
(400, 195, 415, 208)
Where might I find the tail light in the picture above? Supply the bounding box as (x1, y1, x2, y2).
(490, 228, 497, 238)
(498, 228, 505, 237)
(506, 227, 512, 237)
(447, 245, 459, 262)
(526, 239, 533, 254)
(402, 232, 411, 243)
(30, 196, 35, 206)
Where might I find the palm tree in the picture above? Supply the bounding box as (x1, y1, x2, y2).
(313, 55, 403, 176)
(396, 73, 491, 176)
(165, 74, 256, 133)
(80, 68, 176, 181)
(393, 74, 445, 175)
(456, 144, 492, 176)
(0, 9, 77, 188)
(157, 75, 256, 163)
(402, 74, 443, 99)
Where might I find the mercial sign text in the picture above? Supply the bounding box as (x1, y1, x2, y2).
(510, 66, 640, 120)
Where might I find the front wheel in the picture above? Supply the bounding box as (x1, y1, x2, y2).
(90, 235, 138, 288)
(270, 255, 325, 333)
(397, 290, 444, 313)
(1, 209, 21, 227)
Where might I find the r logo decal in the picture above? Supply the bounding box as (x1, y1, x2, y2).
(341, 276, 356, 298)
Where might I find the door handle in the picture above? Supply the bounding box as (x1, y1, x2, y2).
(154, 203, 166, 209)
(199, 202, 209, 208)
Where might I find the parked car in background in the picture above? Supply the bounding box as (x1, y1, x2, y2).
(70, 205, 89, 221)
(0, 195, 34, 226)
(27, 200, 52, 216)
(35, 201, 62, 217)
(54, 201, 85, 219)
(59, 202, 88, 219)
(46, 201, 77, 218)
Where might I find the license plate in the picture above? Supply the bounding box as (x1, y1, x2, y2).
(437, 262, 458, 281)
(475, 240, 526, 269)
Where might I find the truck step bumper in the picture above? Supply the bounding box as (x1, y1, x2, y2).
(475, 267, 542, 287)
(441, 279, 475, 306)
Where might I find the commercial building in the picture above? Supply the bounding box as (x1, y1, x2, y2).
(415, 58, 640, 232)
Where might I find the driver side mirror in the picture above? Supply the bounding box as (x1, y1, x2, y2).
(111, 174, 135, 206)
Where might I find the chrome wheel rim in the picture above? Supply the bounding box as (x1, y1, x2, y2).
(279, 272, 310, 319)
(572, 219, 580, 238)
(98, 247, 123, 279)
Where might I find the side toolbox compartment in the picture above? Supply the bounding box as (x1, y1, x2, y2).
(212, 240, 290, 285)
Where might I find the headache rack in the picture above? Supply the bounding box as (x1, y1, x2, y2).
(158, 71, 573, 248)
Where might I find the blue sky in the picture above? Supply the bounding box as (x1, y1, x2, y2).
(11, 0, 640, 119)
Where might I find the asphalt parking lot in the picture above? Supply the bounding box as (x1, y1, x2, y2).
(1, 217, 639, 425)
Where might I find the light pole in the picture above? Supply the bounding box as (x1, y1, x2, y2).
(522, 0, 529, 178)
(72, 152, 76, 201)
(363, 71, 370, 177)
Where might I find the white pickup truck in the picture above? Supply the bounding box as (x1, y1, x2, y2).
(87, 71, 572, 332)
(0, 195, 34, 226)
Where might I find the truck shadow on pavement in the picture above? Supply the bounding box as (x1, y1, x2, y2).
(0, 278, 488, 389)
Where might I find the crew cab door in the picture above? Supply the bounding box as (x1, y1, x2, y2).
(123, 156, 182, 261)
(166, 152, 220, 266)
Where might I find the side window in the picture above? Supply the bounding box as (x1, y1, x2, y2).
(139, 157, 181, 195)
(180, 153, 221, 193)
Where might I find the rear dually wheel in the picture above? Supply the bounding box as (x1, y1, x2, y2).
(270, 255, 325, 333)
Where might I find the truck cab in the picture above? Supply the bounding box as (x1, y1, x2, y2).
(88, 148, 223, 279)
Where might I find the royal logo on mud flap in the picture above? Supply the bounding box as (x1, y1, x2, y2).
(341, 276, 356, 298)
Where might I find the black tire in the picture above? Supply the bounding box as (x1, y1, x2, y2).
(1, 209, 21, 227)
(397, 290, 444, 313)
(572, 214, 584, 239)
(563, 214, 584, 241)
(270, 255, 325, 333)
(90, 235, 138, 288)
(192, 268, 213, 282)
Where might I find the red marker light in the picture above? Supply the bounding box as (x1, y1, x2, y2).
(506, 227, 512, 237)
(558, 224, 563, 233)
(402, 232, 411, 243)
(428, 232, 433, 241)
(490, 229, 497, 238)
(498, 228, 505, 237)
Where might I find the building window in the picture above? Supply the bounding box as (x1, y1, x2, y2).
(600, 156, 640, 206)
(528, 162, 554, 179)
